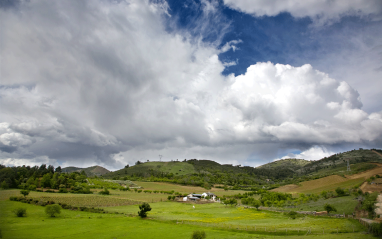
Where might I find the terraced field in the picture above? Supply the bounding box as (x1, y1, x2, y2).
(273, 175, 364, 194)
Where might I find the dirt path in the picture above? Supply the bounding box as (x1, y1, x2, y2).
(345, 163, 382, 179)
(375, 194, 382, 216)
(372, 150, 382, 158)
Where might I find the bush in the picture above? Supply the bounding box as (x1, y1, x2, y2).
(191, 230, 206, 239)
(99, 188, 110, 195)
(45, 204, 61, 217)
(286, 211, 298, 219)
(13, 208, 27, 217)
(335, 187, 346, 197)
(28, 185, 37, 191)
(58, 188, 68, 193)
(324, 204, 337, 214)
(138, 202, 151, 218)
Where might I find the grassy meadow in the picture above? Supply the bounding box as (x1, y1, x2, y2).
(0, 181, 374, 239)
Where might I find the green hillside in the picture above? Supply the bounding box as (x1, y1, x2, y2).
(104, 161, 197, 178)
(62, 165, 110, 176)
(257, 158, 310, 169)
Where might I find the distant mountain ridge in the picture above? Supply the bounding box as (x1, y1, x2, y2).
(62, 165, 110, 176)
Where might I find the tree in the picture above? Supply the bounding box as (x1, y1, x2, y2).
(55, 166, 62, 173)
(191, 230, 206, 239)
(324, 204, 337, 214)
(20, 190, 30, 197)
(138, 202, 151, 218)
(252, 200, 261, 210)
(41, 173, 52, 188)
(45, 204, 61, 217)
(0, 181, 9, 189)
(223, 198, 237, 207)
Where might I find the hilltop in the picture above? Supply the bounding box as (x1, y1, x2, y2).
(62, 165, 110, 176)
(256, 158, 310, 170)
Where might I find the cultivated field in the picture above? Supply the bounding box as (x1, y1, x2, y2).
(134, 181, 248, 196)
(273, 175, 364, 194)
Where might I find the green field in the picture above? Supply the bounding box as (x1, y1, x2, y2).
(134, 181, 249, 196)
(0, 181, 374, 239)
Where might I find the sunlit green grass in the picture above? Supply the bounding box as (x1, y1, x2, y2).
(0, 195, 372, 239)
(105, 201, 364, 233)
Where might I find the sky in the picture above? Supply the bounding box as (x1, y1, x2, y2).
(0, 0, 382, 170)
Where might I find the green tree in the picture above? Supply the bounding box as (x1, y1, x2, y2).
(45, 204, 61, 217)
(0, 181, 9, 189)
(252, 200, 261, 210)
(20, 190, 29, 197)
(41, 173, 52, 188)
(324, 204, 337, 214)
(223, 198, 237, 207)
(191, 230, 206, 239)
(138, 202, 151, 218)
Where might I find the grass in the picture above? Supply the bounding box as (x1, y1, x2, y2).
(104, 201, 364, 232)
(134, 181, 249, 196)
(0, 200, 371, 239)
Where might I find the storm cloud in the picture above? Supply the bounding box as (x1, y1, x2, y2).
(1, 0, 381, 170)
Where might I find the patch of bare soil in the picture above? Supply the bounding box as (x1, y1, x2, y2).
(345, 163, 382, 179)
(360, 182, 382, 194)
(270, 184, 299, 192)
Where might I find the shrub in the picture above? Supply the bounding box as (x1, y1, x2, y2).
(99, 188, 110, 195)
(287, 211, 298, 219)
(191, 230, 206, 239)
(335, 187, 346, 197)
(324, 204, 337, 214)
(45, 204, 61, 217)
(138, 202, 151, 218)
(13, 208, 27, 217)
(58, 188, 68, 193)
(28, 185, 37, 191)
(370, 222, 382, 236)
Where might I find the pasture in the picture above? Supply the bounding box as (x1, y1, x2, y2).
(0, 180, 374, 239)
(134, 181, 248, 196)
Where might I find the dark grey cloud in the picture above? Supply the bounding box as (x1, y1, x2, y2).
(0, 0, 381, 170)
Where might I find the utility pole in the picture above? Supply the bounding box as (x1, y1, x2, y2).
(346, 158, 351, 171)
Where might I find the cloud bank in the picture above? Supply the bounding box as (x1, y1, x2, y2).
(1, 0, 381, 170)
(223, 0, 382, 25)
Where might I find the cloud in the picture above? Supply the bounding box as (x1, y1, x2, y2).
(223, 0, 382, 25)
(279, 146, 335, 161)
(0, 0, 381, 170)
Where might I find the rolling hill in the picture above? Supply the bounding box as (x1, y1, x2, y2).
(62, 165, 110, 176)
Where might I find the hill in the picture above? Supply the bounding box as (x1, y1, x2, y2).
(62, 165, 110, 176)
(256, 158, 310, 170)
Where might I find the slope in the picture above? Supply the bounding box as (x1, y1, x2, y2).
(62, 165, 110, 176)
